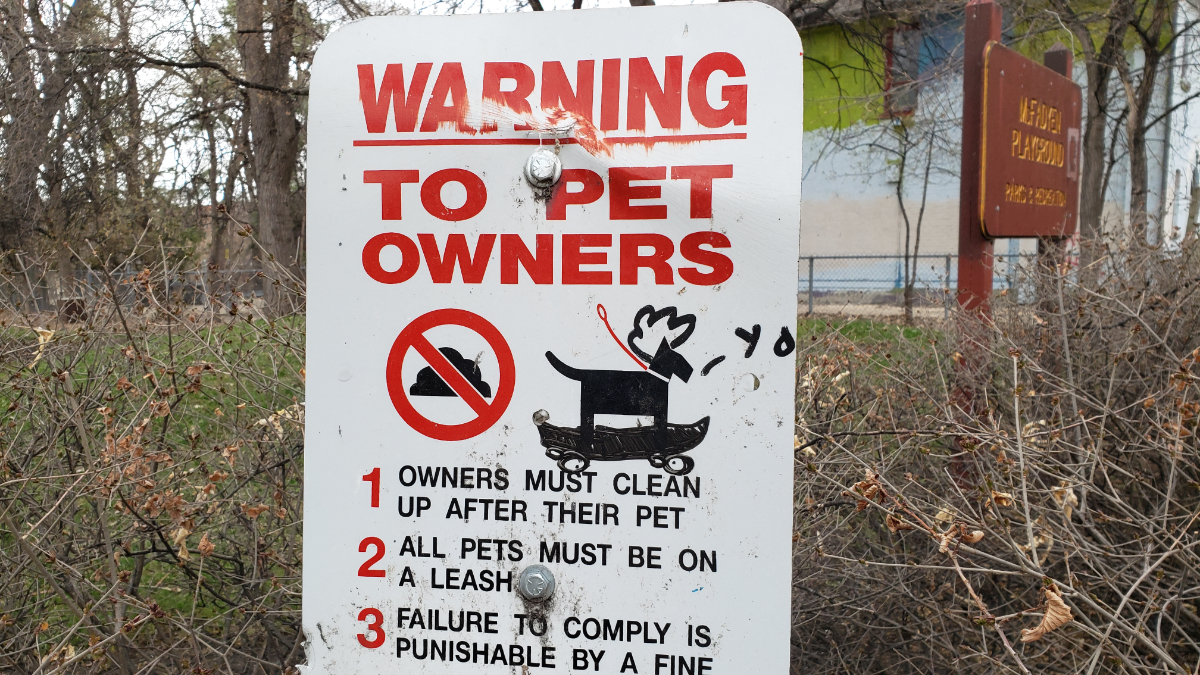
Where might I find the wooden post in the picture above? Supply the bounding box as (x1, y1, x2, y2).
(951, 0, 1001, 435)
(1043, 41, 1073, 77)
(1039, 42, 1074, 272)
(956, 0, 1001, 314)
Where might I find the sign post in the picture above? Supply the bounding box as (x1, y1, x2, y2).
(957, 0, 1001, 314)
(304, 6, 803, 674)
(957, 0, 1082, 314)
(1038, 42, 1075, 270)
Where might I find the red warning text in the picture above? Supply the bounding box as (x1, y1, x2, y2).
(364, 165, 732, 221)
(359, 163, 736, 286)
(362, 232, 732, 287)
(357, 53, 747, 135)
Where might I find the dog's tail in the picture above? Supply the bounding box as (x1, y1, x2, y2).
(545, 351, 586, 381)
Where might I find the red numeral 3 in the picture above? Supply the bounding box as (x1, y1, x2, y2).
(357, 607, 384, 648)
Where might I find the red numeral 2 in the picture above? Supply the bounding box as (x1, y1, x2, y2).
(362, 468, 380, 508)
(358, 537, 385, 577)
(357, 607, 385, 648)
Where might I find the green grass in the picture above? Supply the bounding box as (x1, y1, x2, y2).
(797, 317, 933, 344)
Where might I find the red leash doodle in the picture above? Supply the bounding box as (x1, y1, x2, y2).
(597, 304, 647, 370)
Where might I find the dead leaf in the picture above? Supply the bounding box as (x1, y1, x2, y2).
(241, 503, 269, 519)
(937, 532, 953, 554)
(1018, 529, 1055, 554)
(198, 533, 215, 558)
(28, 328, 55, 369)
(178, 544, 190, 562)
(962, 530, 985, 544)
(1021, 585, 1073, 642)
(852, 469, 882, 502)
(185, 363, 213, 376)
(935, 508, 954, 523)
(1051, 481, 1078, 520)
(992, 491, 1014, 507)
(171, 527, 190, 546)
(886, 513, 915, 533)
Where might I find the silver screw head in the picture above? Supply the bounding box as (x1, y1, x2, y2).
(524, 149, 562, 189)
(533, 409, 550, 426)
(517, 565, 556, 602)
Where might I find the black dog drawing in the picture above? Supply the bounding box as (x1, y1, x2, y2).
(545, 337, 693, 453)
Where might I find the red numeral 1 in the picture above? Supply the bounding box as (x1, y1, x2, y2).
(357, 607, 385, 648)
(363, 468, 380, 507)
(358, 537, 385, 577)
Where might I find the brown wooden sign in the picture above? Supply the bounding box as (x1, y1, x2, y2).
(979, 42, 1082, 239)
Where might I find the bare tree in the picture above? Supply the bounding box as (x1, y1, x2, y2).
(236, 0, 304, 293)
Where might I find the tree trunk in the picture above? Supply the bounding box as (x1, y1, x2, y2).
(0, 0, 96, 251)
(1127, 110, 1151, 242)
(1121, 0, 1170, 245)
(1059, 0, 1135, 262)
(0, 0, 49, 249)
(209, 110, 250, 291)
(1078, 60, 1113, 245)
(237, 0, 301, 308)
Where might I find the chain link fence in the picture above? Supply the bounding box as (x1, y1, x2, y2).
(4, 253, 1043, 322)
(0, 258, 296, 322)
(800, 253, 1039, 317)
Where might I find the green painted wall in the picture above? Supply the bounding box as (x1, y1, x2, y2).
(801, 24, 885, 131)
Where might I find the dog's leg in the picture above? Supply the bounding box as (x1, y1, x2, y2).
(654, 413, 669, 451)
(580, 411, 595, 453)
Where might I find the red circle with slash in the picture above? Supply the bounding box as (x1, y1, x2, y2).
(386, 308, 515, 441)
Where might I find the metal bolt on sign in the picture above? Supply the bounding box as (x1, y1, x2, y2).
(517, 565, 556, 602)
(524, 148, 561, 189)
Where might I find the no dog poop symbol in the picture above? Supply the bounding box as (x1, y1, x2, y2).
(386, 308, 515, 442)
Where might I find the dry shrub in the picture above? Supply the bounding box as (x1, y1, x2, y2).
(793, 245, 1200, 675)
(4, 242, 1200, 675)
(0, 252, 304, 674)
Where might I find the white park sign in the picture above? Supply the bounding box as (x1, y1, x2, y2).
(303, 5, 803, 673)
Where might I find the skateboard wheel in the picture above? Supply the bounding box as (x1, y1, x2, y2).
(557, 451, 590, 474)
(664, 455, 694, 475)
